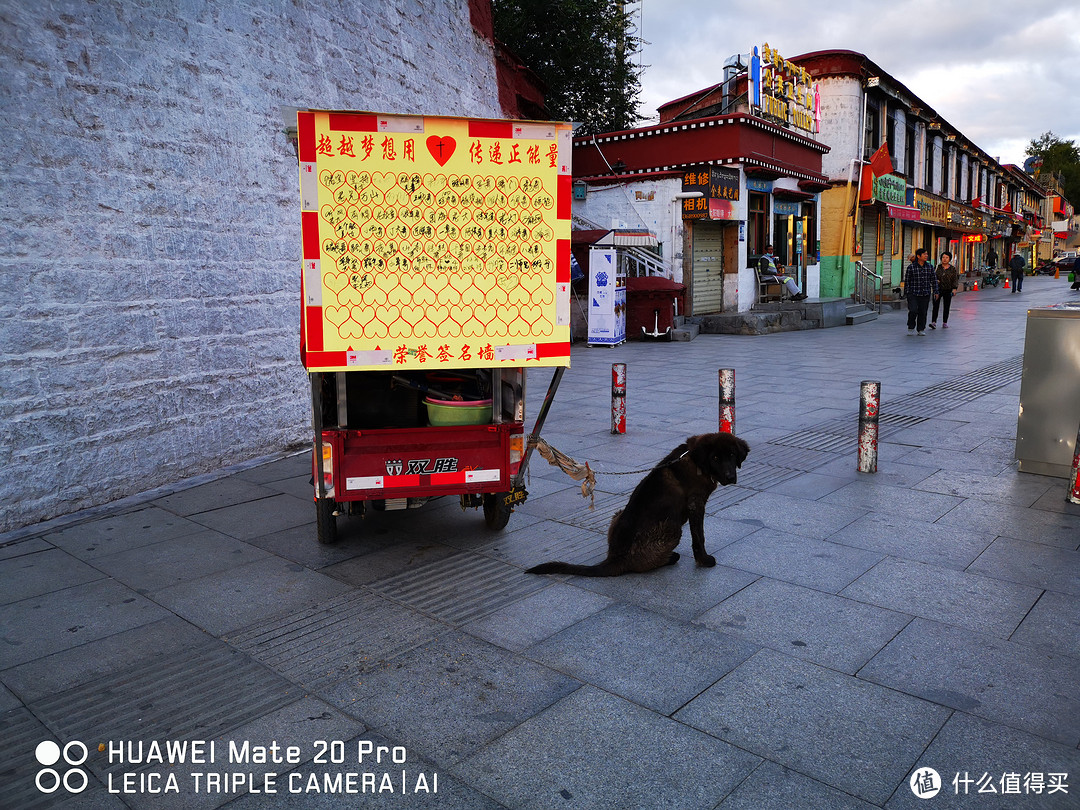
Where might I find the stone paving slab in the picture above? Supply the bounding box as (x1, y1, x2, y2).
(966, 536, 1080, 596)
(0, 579, 171, 668)
(461, 582, 612, 652)
(320, 631, 581, 769)
(714, 527, 884, 593)
(840, 557, 1043, 637)
(675, 648, 951, 806)
(149, 557, 353, 635)
(43, 505, 207, 560)
(526, 603, 758, 714)
(696, 577, 911, 674)
(719, 760, 880, 810)
(859, 618, 1080, 746)
(93, 528, 272, 593)
(0, 546, 106, 605)
(454, 686, 761, 810)
(825, 511, 996, 570)
(884, 712, 1080, 809)
(1010, 590, 1080, 658)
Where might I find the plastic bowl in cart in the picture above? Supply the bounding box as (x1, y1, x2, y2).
(423, 397, 493, 426)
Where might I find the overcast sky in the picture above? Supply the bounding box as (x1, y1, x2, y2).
(634, 0, 1080, 166)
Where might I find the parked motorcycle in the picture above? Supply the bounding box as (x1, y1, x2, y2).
(983, 267, 1003, 287)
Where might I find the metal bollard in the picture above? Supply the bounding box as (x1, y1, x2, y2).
(611, 363, 626, 434)
(718, 369, 735, 434)
(1068, 420, 1080, 505)
(857, 380, 880, 473)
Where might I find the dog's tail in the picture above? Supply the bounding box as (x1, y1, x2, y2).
(525, 560, 620, 577)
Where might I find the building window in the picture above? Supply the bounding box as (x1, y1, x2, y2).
(803, 202, 818, 264)
(925, 135, 935, 190)
(941, 147, 950, 198)
(748, 192, 767, 260)
(905, 119, 916, 180)
(864, 99, 881, 160)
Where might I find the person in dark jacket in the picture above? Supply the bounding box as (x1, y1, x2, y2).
(1072, 254, 1080, 290)
(904, 248, 939, 336)
(1009, 252, 1026, 292)
(930, 251, 958, 329)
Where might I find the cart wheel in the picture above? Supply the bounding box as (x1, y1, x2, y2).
(316, 498, 338, 545)
(483, 492, 513, 530)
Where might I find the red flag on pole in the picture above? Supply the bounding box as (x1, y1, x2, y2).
(869, 142, 893, 177)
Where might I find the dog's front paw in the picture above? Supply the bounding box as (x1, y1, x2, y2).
(696, 554, 716, 568)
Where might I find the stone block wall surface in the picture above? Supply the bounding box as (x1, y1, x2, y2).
(0, 0, 501, 531)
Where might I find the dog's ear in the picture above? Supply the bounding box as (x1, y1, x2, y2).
(734, 437, 750, 467)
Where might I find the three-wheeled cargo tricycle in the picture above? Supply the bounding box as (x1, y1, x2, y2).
(292, 108, 574, 543)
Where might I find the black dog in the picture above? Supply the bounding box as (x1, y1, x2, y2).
(527, 433, 750, 577)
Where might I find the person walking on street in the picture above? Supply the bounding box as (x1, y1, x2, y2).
(930, 251, 958, 329)
(1009, 252, 1026, 292)
(986, 247, 998, 270)
(905, 248, 939, 336)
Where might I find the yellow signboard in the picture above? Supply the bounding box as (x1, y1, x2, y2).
(298, 110, 573, 371)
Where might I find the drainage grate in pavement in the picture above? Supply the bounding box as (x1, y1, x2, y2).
(751, 442, 841, 472)
(558, 493, 627, 534)
(736, 463, 805, 491)
(889, 389, 986, 417)
(770, 428, 853, 454)
(0, 708, 73, 810)
(28, 644, 299, 774)
(366, 552, 550, 626)
(228, 589, 446, 691)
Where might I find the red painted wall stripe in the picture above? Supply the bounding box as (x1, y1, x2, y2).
(297, 111, 316, 162)
(328, 113, 378, 132)
(556, 239, 570, 283)
(469, 120, 513, 139)
(301, 211, 321, 259)
(557, 174, 572, 220)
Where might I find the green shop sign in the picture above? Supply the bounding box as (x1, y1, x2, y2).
(872, 174, 906, 205)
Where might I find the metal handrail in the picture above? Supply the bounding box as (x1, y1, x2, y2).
(853, 260, 882, 313)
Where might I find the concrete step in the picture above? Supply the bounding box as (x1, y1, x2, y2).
(846, 305, 878, 325)
(671, 321, 699, 341)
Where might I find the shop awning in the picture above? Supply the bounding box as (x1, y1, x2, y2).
(574, 228, 659, 248)
(887, 203, 921, 221)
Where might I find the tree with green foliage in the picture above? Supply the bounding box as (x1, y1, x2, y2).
(1026, 131, 1080, 209)
(492, 0, 643, 135)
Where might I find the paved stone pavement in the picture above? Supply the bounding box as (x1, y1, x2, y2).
(2, 276, 1079, 810)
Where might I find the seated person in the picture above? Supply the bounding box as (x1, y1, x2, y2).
(759, 245, 807, 300)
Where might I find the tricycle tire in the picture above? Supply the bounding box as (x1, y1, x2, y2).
(483, 492, 512, 530)
(316, 498, 338, 544)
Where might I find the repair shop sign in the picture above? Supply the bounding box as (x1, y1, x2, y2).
(297, 110, 573, 372)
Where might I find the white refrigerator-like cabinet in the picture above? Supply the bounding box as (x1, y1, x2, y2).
(588, 247, 626, 346)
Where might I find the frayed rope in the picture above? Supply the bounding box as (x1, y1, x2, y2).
(531, 437, 596, 508)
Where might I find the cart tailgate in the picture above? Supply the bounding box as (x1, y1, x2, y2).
(326, 424, 521, 499)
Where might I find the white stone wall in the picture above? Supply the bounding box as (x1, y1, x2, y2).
(573, 177, 684, 275)
(0, 0, 501, 532)
(815, 76, 863, 180)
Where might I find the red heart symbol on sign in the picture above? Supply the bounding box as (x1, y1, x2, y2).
(426, 136, 456, 166)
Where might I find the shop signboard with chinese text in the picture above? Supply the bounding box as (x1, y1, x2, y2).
(681, 166, 741, 220)
(750, 43, 817, 133)
(297, 110, 573, 372)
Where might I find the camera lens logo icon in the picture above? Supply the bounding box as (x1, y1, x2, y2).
(35, 740, 89, 794)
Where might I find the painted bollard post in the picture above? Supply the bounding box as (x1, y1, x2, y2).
(1068, 419, 1080, 505)
(718, 369, 735, 434)
(857, 380, 881, 474)
(611, 363, 626, 434)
